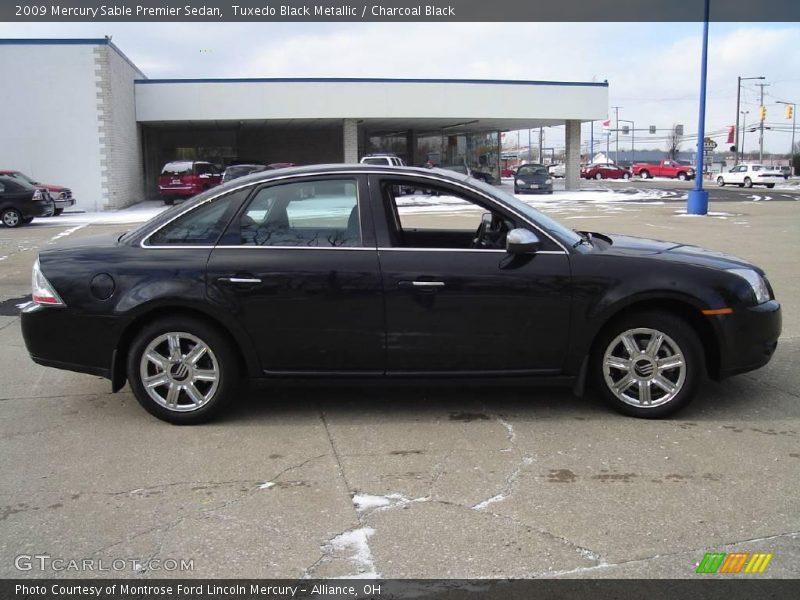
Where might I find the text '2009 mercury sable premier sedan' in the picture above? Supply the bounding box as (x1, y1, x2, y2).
(21, 165, 781, 423)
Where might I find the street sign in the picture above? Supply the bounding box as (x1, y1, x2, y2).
(703, 137, 718, 151)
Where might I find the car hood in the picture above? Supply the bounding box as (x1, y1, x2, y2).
(592, 232, 758, 271)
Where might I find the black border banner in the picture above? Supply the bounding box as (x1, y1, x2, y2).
(3, 0, 800, 22)
(4, 579, 800, 600)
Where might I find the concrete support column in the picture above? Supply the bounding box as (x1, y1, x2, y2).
(406, 129, 418, 165)
(564, 119, 581, 191)
(343, 118, 358, 163)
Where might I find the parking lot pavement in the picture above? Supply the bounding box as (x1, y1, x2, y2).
(0, 201, 798, 579)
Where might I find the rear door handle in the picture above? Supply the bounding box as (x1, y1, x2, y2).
(398, 280, 446, 289)
(217, 276, 262, 284)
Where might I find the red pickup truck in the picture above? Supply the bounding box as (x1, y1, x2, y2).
(632, 160, 695, 180)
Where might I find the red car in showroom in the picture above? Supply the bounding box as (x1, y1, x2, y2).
(158, 161, 222, 205)
(581, 163, 632, 180)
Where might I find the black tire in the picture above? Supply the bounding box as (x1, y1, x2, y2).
(594, 172, 603, 180)
(1, 208, 23, 228)
(766, 184, 775, 189)
(53, 208, 64, 216)
(591, 311, 704, 418)
(678, 172, 688, 181)
(744, 177, 753, 188)
(623, 172, 631, 180)
(639, 170, 650, 179)
(163, 198, 175, 206)
(126, 316, 240, 424)
(716, 177, 725, 187)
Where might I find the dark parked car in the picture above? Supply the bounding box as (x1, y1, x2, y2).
(158, 160, 222, 205)
(581, 163, 632, 180)
(22, 165, 780, 424)
(222, 163, 268, 184)
(0, 170, 75, 215)
(514, 164, 553, 194)
(0, 175, 54, 227)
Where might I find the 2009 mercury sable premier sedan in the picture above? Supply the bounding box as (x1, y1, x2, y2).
(21, 165, 781, 423)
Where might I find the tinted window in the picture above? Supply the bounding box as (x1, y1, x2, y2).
(362, 157, 390, 165)
(148, 191, 241, 246)
(238, 179, 361, 247)
(161, 162, 193, 176)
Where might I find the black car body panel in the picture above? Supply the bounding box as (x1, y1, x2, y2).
(21, 164, 781, 406)
(0, 176, 54, 222)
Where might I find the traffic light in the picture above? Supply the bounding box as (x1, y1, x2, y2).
(675, 124, 684, 136)
(649, 125, 656, 134)
(759, 105, 767, 121)
(621, 126, 630, 134)
(786, 104, 794, 120)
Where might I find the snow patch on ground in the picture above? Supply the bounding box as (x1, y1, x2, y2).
(329, 527, 378, 578)
(259, 481, 275, 490)
(674, 210, 741, 219)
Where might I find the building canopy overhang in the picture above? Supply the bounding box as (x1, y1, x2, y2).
(135, 77, 609, 133)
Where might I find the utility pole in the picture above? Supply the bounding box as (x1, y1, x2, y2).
(528, 128, 532, 162)
(590, 121, 594, 158)
(538, 127, 544, 164)
(740, 110, 749, 159)
(735, 76, 765, 165)
(687, 0, 710, 215)
(611, 106, 622, 164)
(757, 82, 770, 162)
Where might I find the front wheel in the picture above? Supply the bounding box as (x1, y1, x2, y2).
(592, 312, 704, 418)
(678, 172, 688, 181)
(127, 317, 240, 424)
(639, 170, 650, 179)
(717, 177, 725, 187)
(1, 208, 23, 228)
(594, 172, 603, 180)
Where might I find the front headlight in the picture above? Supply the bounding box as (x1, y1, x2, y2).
(515, 179, 524, 186)
(545, 178, 553, 185)
(727, 268, 770, 304)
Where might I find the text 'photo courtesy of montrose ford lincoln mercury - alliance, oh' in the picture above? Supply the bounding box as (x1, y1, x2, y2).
(21, 165, 781, 424)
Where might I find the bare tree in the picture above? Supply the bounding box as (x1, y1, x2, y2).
(668, 124, 682, 160)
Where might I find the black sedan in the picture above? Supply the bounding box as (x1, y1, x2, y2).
(0, 175, 55, 227)
(514, 164, 553, 194)
(21, 165, 781, 423)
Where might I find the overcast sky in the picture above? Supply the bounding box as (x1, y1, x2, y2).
(2, 21, 798, 153)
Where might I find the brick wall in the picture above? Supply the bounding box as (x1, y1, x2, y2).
(94, 44, 145, 210)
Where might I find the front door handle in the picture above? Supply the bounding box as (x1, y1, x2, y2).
(398, 280, 446, 289)
(218, 276, 262, 284)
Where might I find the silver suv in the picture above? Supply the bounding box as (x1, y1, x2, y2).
(360, 154, 406, 167)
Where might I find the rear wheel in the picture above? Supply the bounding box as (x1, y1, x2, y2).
(127, 317, 240, 424)
(594, 172, 603, 180)
(766, 184, 775, 189)
(163, 197, 175, 206)
(623, 172, 631, 180)
(53, 208, 64, 216)
(592, 311, 704, 418)
(1, 208, 22, 228)
(744, 177, 753, 188)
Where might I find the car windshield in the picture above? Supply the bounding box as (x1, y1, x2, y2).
(161, 161, 193, 176)
(468, 178, 581, 247)
(517, 165, 548, 176)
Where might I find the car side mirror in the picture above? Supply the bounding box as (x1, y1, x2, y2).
(506, 228, 541, 254)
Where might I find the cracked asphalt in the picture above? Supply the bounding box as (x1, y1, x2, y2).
(0, 196, 798, 579)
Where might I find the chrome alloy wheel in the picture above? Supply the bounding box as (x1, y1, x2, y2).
(139, 332, 219, 412)
(2, 210, 20, 227)
(602, 327, 686, 408)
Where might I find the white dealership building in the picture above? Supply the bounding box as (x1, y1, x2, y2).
(0, 38, 608, 211)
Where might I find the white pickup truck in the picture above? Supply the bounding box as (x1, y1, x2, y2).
(716, 164, 784, 189)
